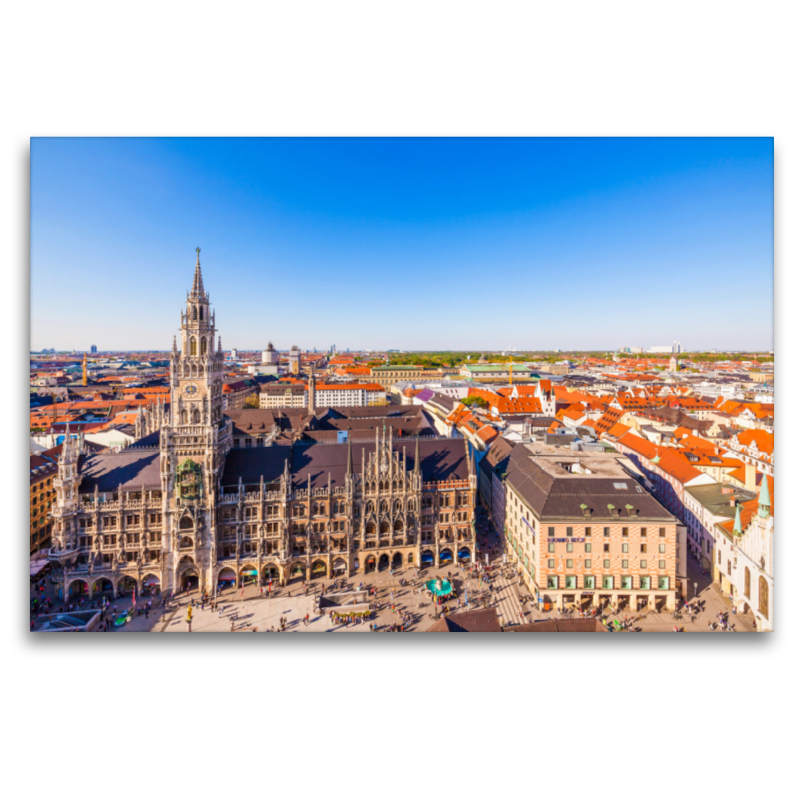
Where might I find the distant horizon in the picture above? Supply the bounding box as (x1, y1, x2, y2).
(31, 137, 773, 351)
(29, 347, 774, 356)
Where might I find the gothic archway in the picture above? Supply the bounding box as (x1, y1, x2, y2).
(759, 576, 769, 619)
(181, 569, 198, 592)
(311, 560, 327, 578)
(92, 577, 114, 596)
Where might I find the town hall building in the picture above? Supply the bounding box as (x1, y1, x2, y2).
(48, 251, 477, 599)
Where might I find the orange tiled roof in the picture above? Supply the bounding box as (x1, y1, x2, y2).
(732, 429, 774, 455)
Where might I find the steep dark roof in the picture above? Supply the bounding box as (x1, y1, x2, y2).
(220, 438, 471, 492)
(503, 619, 606, 632)
(505, 447, 673, 521)
(78, 450, 162, 492)
(479, 437, 516, 478)
(426, 608, 501, 632)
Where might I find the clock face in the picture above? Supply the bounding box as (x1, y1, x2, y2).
(183, 383, 199, 397)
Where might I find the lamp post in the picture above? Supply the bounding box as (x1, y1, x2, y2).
(693, 581, 698, 599)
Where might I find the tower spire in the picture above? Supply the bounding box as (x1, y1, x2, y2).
(733, 501, 742, 534)
(758, 477, 772, 519)
(346, 436, 353, 476)
(192, 246, 205, 297)
(414, 437, 420, 473)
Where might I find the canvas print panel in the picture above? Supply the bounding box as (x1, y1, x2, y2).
(29, 137, 774, 633)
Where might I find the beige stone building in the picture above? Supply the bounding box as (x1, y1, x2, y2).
(501, 443, 680, 612)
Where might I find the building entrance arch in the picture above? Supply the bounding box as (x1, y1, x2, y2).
(421, 549, 434, 566)
(391, 552, 403, 570)
(68, 579, 88, 597)
(378, 553, 390, 571)
(240, 564, 258, 586)
(181, 569, 199, 592)
(365, 555, 376, 573)
(458, 547, 471, 563)
(117, 575, 138, 596)
(92, 577, 114, 597)
(217, 567, 236, 592)
(289, 563, 306, 582)
(332, 558, 347, 576)
(311, 560, 327, 578)
(262, 564, 280, 582)
(439, 548, 453, 565)
(142, 574, 160, 596)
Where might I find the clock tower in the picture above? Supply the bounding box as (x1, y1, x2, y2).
(160, 248, 232, 594)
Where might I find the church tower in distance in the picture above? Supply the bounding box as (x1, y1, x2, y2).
(160, 248, 232, 594)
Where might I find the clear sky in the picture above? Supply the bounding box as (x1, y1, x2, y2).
(30, 137, 773, 352)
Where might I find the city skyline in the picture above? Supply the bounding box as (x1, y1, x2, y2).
(31, 137, 773, 351)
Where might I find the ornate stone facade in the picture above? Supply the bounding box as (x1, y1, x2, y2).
(48, 252, 477, 601)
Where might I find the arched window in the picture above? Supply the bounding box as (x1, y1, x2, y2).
(744, 567, 751, 599)
(200, 337, 207, 356)
(190, 337, 197, 356)
(199, 306, 204, 321)
(192, 408, 201, 424)
(180, 409, 188, 425)
(192, 306, 197, 321)
(180, 516, 193, 530)
(759, 576, 769, 619)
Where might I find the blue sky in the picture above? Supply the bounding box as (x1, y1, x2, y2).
(30, 137, 773, 352)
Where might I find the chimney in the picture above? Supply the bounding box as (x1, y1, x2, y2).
(744, 463, 757, 493)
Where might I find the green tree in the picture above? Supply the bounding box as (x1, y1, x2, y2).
(463, 395, 489, 409)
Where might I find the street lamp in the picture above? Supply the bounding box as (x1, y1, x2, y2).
(693, 582, 698, 599)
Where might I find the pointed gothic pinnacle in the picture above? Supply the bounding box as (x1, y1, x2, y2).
(346, 436, 353, 476)
(414, 437, 420, 473)
(192, 247, 205, 296)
